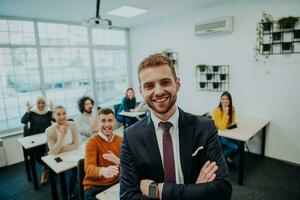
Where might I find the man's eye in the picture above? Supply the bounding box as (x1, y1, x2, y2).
(144, 84, 153, 89)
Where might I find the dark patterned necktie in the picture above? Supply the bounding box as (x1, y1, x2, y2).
(159, 121, 175, 182)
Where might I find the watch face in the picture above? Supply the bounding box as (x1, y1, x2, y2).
(149, 185, 157, 198)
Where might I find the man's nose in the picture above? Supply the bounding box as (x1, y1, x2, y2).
(153, 84, 163, 95)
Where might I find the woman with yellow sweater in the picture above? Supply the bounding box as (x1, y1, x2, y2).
(213, 91, 239, 170)
(83, 108, 122, 200)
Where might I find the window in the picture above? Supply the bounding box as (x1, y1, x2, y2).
(93, 50, 129, 105)
(0, 17, 130, 133)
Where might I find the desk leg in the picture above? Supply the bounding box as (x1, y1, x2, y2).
(261, 126, 267, 158)
(49, 169, 58, 200)
(60, 172, 68, 200)
(28, 149, 39, 190)
(22, 147, 32, 182)
(238, 141, 245, 185)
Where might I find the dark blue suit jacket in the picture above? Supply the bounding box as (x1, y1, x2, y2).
(120, 108, 232, 200)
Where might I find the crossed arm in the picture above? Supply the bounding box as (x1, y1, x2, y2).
(120, 121, 232, 200)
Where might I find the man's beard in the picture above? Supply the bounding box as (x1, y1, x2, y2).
(84, 108, 93, 114)
(145, 92, 177, 115)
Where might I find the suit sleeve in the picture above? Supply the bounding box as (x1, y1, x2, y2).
(120, 131, 150, 200)
(162, 120, 232, 200)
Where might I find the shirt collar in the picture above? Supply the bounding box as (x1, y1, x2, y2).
(150, 106, 179, 131)
(98, 131, 114, 142)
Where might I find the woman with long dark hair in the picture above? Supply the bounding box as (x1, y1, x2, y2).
(116, 87, 138, 127)
(213, 91, 239, 169)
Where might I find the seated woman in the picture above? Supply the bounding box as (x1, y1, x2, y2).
(116, 87, 138, 127)
(21, 96, 53, 185)
(83, 108, 122, 200)
(46, 105, 79, 199)
(213, 91, 239, 170)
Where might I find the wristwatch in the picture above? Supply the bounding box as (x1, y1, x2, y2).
(148, 181, 158, 199)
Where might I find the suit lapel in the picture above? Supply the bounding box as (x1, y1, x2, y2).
(178, 108, 194, 182)
(142, 115, 164, 181)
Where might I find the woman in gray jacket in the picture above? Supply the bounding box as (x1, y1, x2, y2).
(46, 105, 79, 199)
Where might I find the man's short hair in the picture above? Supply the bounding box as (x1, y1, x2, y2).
(78, 96, 94, 113)
(138, 54, 177, 82)
(98, 108, 115, 116)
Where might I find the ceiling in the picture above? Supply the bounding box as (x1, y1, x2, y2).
(0, 0, 236, 28)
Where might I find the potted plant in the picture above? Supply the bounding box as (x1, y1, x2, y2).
(294, 30, 300, 39)
(212, 82, 219, 89)
(199, 82, 206, 88)
(196, 64, 207, 72)
(212, 65, 219, 72)
(282, 42, 292, 51)
(206, 73, 213, 80)
(219, 74, 226, 81)
(278, 16, 299, 29)
(272, 32, 281, 41)
(255, 11, 274, 62)
(263, 44, 271, 52)
(262, 22, 272, 32)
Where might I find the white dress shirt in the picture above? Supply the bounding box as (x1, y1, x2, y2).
(150, 107, 184, 184)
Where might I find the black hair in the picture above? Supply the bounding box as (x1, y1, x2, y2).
(78, 96, 94, 113)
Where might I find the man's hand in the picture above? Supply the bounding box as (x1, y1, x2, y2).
(140, 179, 153, 197)
(196, 161, 218, 184)
(103, 151, 120, 165)
(100, 165, 119, 178)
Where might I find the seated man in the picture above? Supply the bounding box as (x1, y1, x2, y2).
(83, 108, 122, 200)
(75, 96, 99, 144)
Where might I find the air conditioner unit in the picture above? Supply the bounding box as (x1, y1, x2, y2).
(195, 16, 233, 36)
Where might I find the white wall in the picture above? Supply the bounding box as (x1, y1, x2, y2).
(129, 0, 300, 164)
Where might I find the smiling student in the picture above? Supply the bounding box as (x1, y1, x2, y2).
(83, 108, 122, 200)
(46, 105, 79, 199)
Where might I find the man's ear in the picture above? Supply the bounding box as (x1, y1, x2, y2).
(176, 77, 181, 92)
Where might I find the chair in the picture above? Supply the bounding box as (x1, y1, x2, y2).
(77, 159, 85, 200)
(114, 104, 125, 127)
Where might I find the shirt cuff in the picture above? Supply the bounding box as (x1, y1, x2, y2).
(159, 183, 164, 199)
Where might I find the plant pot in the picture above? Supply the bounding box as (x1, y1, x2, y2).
(262, 22, 272, 32)
(199, 82, 206, 88)
(294, 30, 300, 39)
(206, 74, 213, 80)
(272, 32, 281, 41)
(197, 65, 206, 72)
(282, 42, 292, 51)
(263, 44, 271, 52)
(219, 74, 226, 81)
(278, 17, 299, 30)
(212, 82, 220, 89)
(212, 65, 219, 72)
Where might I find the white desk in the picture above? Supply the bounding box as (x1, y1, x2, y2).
(96, 183, 120, 200)
(42, 144, 85, 174)
(17, 133, 46, 190)
(119, 111, 146, 118)
(18, 133, 46, 149)
(218, 117, 269, 185)
(42, 143, 85, 200)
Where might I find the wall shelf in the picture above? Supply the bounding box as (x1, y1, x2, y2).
(196, 65, 229, 92)
(261, 18, 300, 55)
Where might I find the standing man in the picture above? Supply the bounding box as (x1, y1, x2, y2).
(75, 96, 99, 143)
(120, 54, 232, 200)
